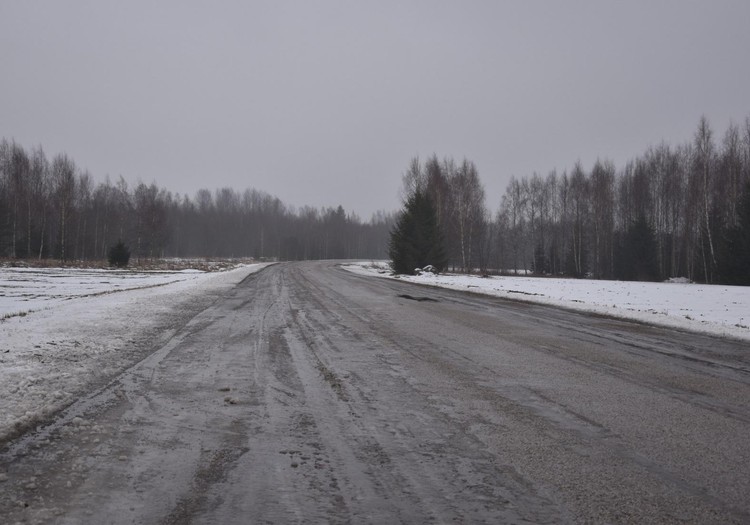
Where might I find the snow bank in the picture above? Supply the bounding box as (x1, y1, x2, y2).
(343, 262, 750, 342)
(0, 263, 272, 444)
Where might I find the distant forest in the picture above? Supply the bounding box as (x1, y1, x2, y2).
(3, 115, 750, 284)
(0, 140, 393, 262)
(401, 115, 750, 285)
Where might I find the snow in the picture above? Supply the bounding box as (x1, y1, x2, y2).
(0, 267, 211, 319)
(0, 263, 272, 443)
(343, 262, 750, 342)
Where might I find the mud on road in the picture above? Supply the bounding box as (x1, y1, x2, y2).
(2, 261, 749, 523)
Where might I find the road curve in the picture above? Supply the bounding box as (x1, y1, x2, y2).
(1, 261, 749, 524)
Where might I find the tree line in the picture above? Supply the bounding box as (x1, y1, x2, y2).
(397, 115, 750, 284)
(4, 114, 749, 283)
(0, 140, 393, 263)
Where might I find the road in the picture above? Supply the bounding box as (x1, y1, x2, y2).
(1, 261, 749, 524)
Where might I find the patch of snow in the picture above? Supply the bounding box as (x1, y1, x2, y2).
(413, 265, 439, 276)
(0, 266, 217, 319)
(343, 261, 750, 342)
(0, 263, 272, 443)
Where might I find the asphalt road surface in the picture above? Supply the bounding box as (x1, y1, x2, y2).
(2, 262, 749, 524)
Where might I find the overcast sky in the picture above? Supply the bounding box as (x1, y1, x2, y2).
(2, 1, 749, 218)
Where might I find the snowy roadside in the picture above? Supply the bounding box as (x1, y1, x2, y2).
(0, 263, 272, 444)
(343, 262, 750, 342)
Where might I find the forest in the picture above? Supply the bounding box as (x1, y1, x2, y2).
(2, 115, 749, 285)
(0, 140, 392, 263)
(399, 116, 750, 285)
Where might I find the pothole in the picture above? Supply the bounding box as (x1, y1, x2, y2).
(397, 294, 439, 303)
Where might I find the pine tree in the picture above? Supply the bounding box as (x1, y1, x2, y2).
(388, 190, 447, 275)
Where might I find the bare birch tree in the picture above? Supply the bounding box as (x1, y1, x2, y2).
(51, 153, 77, 261)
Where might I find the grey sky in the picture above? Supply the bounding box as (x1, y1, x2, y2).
(2, 1, 749, 218)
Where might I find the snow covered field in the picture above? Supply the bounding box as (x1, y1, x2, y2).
(0, 263, 271, 444)
(1, 267, 207, 320)
(343, 262, 750, 342)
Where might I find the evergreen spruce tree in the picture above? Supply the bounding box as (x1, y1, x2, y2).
(108, 240, 131, 268)
(616, 215, 659, 281)
(533, 242, 548, 275)
(719, 180, 750, 285)
(389, 190, 447, 275)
